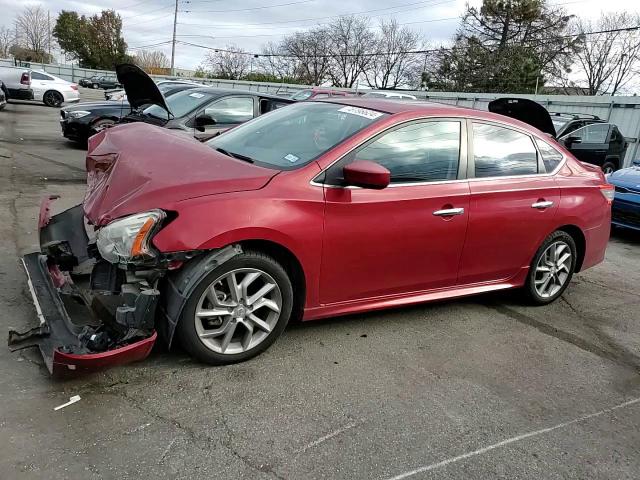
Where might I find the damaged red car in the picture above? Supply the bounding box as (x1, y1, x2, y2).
(10, 97, 613, 375)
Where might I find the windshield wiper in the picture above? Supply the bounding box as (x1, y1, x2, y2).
(215, 147, 254, 163)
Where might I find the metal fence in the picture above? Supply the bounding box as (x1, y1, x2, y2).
(3, 58, 640, 166)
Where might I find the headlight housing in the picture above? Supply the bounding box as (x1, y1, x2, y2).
(96, 210, 166, 264)
(67, 110, 90, 118)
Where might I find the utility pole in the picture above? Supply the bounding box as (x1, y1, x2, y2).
(47, 10, 51, 62)
(170, 0, 178, 76)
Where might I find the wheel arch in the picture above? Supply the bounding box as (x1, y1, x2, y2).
(43, 89, 63, 105)
(556, 224, 586, 272)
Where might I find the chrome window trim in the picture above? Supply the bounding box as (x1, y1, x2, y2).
(311, 116, 468, 189)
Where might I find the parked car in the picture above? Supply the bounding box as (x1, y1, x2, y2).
(0, 81, 6, 110)
(290, 88, 353, 101)
(60, 82, 200, 143)
(104, 80, 202, 101)
(79, 75, 120, 89)
(607, 159, 640, 231)
(115, 64, 294, 141)
(362, 91, 417, 100)
(11, 96, 613, 375)
(0, 65, 33, 100)
(29, 70, 80, 107)
(490, 100, 628, 174)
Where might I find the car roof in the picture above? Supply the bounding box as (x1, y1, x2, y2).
(187, 86, 292, 100)
(316, 97, 550, 136)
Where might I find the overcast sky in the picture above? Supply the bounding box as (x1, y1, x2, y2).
(0, 0, 637, 70)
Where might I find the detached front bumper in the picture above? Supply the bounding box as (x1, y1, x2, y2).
(9, 199, 159, 376)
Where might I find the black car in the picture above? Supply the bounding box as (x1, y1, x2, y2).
(78, 75, 121, 89)
(489, 101, 628, 174)
(60, 82, 199, 143)
(114, 63, 294, 142)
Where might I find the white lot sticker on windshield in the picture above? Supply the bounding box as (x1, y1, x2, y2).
(189, 92, 205, 98)
(337, 106, 383, 120)
(284, 153, 299, 163)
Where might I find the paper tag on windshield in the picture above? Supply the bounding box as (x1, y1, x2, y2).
(284, 153, 299, 163)
(338, 106, 383, 119)
(189, 92, 205, 98)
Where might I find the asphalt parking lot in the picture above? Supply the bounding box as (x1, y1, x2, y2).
(1, 89, 640, 480)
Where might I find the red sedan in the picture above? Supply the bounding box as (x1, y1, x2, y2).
(13, 97, 613, 374)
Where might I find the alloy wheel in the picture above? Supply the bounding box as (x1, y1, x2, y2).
(44, 91, 62, 107)
(194, 268, 282, 355)
(534, 241, 573, 298)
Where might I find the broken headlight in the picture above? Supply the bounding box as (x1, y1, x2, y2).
(96, 210, 166, 264)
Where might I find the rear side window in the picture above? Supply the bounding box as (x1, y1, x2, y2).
(31, 72, 51, 80)
(535, 138, 564, 172)
(473, 123, 538, 178)
(565, 123, 610, 144)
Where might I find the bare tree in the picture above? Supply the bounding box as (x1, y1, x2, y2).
(203, 44, 250, 79)
(259, 41, 299, 80)
(573, 12, 640, 95)
(0, 26, 13, 58)
(134, 49, 169, 73)
(365, 19, 422, 89)
(327, 16, 376, 88)
(15, 6, 49, 57)
(282, 27, 333, 85)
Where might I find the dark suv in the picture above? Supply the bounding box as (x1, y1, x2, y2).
(552, 113, 628, 174)
(79, 75, 121, 89)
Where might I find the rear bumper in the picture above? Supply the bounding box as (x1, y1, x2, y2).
(8, 199, 159, 376)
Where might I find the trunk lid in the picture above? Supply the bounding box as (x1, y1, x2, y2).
(84, 123, 278, 225)
(488, 98, 557, 137)
(115, 63, 170, 112)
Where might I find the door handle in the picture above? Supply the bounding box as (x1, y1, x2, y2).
(531, 201, 554, 209)
(433, 207, 465, 217)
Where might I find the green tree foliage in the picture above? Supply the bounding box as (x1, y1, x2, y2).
(54, 10, 131, 69)
(430, 0, 579, 93)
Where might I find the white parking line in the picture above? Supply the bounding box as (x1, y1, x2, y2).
(384, 397, 640, 480)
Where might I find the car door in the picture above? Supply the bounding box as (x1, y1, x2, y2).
(30, 72, 51, 100)
(561, 123, 610, 166)
(458, 121, 561, 285)
(319, 119, 470, 304)
(192, 96, 255, 141)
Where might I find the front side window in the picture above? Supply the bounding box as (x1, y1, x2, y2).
(563, 123, 610, 144)
(326, 121, 461, 185)
(205, 97, 254, 124)
(208, 102, 387, 170)
(473, 123, 538, 178)
(535, 138, 564, 172)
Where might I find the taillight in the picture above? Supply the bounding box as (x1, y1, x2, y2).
(70, 84, 78, 90)
(20, 72, 30, 85)
(599, 184, 615, 204)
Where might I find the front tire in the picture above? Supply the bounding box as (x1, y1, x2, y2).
(177, 250, 294, 365)
(524, 231, 577, 305)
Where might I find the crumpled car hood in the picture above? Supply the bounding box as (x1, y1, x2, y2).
(84, 123, 278, 225)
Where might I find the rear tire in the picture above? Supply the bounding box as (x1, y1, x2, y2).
(601, 161, 617, 175)
(177, 250, 294, 365)
(43, 90, 63, 107)
(524, 231, 577, 305)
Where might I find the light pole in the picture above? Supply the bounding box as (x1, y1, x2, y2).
(170, 0, 178, 76)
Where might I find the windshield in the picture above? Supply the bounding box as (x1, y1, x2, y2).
(291, 89, 313, 101)
(207, 102, 388, 170)
(143, 89, 216, 119)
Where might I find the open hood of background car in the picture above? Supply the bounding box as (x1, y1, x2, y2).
(116, 63, 171, 113)
(488, 98, 557, 137)
(83, 123, 279, 225)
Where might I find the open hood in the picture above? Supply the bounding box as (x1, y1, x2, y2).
(115, 63, 170, 113)
(488, 98, 556, 137)
(83, 123, 278, 225)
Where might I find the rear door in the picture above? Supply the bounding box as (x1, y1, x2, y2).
(319, 119, 470, 304)
(458, 121, 561, 285)
(560, 123, 610, 166)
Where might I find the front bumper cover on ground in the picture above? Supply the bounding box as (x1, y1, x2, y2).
(8, 200, 159, 376)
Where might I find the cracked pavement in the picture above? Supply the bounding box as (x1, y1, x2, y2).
(1, 94, 640, 479)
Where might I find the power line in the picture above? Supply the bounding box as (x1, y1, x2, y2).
(183, 0, 316, 14)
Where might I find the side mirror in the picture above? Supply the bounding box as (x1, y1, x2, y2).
(343, 160, 390, 189)
(194, 114, 216, 132)
(563, 135, 582, 148)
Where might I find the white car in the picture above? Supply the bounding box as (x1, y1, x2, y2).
(362, 91, 418, 100)
(30, 70, 80, 107)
